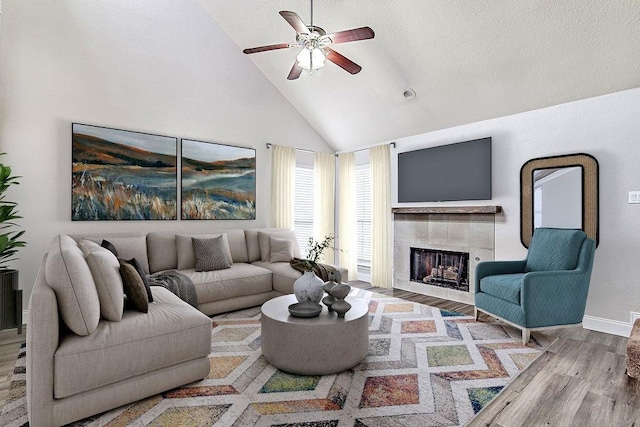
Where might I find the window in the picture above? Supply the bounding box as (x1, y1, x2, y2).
(355, 163, 372, 280)
(294, 164, 314, 258)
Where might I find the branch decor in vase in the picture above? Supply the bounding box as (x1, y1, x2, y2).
(292, 234, 336, 305)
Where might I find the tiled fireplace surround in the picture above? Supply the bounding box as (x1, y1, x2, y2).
(393, 208, 498, 305)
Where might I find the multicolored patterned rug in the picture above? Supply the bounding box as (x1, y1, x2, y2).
(0, 289, 547, 426)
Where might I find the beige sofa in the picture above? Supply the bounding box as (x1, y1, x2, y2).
(27, 228, 346, 426)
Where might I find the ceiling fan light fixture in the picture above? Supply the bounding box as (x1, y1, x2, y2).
(296, 47, 326, 70)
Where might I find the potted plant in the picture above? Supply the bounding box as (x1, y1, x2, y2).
(292, 235, 337, 304)
(0, 153, 26, 331)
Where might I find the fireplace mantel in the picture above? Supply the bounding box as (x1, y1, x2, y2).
(392, 205, 502, 215)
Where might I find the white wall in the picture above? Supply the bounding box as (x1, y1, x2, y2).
(0, 0, 332, 307)
(392, 88, 640, 324)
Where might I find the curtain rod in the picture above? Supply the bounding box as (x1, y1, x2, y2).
(265, 143, 315, 154)
(266, 142, 396, 155)
(335, 142, 396, 156)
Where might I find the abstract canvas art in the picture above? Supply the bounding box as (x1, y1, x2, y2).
(72, 123, 177, 220)
(181, 139, 256, 220)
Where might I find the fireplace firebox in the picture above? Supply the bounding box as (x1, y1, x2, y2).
(410, 247, 469, 292)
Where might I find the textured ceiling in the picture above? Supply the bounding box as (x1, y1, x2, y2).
(199, 0, 640, 152)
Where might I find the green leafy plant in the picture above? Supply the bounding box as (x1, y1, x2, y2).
(0, 153, 26, 269)
(304, 234, 336, 268)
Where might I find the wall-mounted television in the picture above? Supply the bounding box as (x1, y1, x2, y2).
(397, 137, 492, 203)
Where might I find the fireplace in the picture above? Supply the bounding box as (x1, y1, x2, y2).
(410, 247, 469, 292)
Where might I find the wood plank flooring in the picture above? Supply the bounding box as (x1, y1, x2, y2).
(1, 284, 638, 426)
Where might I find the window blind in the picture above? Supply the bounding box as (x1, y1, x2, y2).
(355, 163, 372, 274)
(294, 164, 314, 258)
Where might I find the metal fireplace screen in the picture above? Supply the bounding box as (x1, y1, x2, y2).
(410, 247, 469, 292)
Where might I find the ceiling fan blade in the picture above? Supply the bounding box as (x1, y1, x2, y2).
(243, 43, 291, 54)
(287, 62, 303, 80)
(325, 48, 362, 74)
(279, 11, 309, 34)
(326, 27, 375, 44)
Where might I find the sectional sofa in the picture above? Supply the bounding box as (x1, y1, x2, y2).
(27, 228, 347, 426)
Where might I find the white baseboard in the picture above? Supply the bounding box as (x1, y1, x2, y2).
(631, 312, 640, 325)
(583, 315, 632, 337)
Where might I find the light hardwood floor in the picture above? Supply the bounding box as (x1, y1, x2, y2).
(1, 285, 638, 426)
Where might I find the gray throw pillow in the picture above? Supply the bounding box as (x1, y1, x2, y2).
(192, 236, 232, 272)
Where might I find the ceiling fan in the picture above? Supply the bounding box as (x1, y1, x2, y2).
(242, 0, 375, 80)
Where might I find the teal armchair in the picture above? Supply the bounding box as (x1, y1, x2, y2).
(474, 227, 596, 345)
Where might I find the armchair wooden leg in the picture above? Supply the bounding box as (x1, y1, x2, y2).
(522, 328, 531, 345)
(474, 307, 479, 321)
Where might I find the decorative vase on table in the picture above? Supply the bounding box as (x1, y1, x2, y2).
(322, 272, 339, 310)
(329, 282, 352, 318)
(293, 270, 324, 303)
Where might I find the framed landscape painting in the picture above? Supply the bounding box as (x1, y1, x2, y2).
(181, 139, 256, 220)
(72, 123, 177, 220)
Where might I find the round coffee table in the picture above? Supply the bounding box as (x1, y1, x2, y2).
(261, 294, 369, 375)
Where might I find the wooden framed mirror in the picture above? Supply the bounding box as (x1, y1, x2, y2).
(520, 153, 599, 248)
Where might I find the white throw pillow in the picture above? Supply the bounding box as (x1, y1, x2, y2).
(80, 240, 124, 321)
(257, 230, 301, 262)
(44, 235, 100, 336)
(176, 233, 233, 270)
(269, 237, 294, 262)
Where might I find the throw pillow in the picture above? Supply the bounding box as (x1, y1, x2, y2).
(176, 233, 233, 269)
(269, 236, 294, 262)
(81, 242, 125, 322)
(192, 236, 232, 272)
(101, 239, 119, 257)
(119, 260, 149, 313)
(257, 230, 301, 262)
(44, 235, 100, 336)
(122, 258, 153, 303)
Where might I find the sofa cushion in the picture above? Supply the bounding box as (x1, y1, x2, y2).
(479, 273, 525, 305)
(252, 261, 302, 294)
(257, 230, 301, 262)
(176, 234, 233, 269)
(181, 263, 272, 302)
(193, 236, 232, 272)
(45, 235, 100, 336)
(269, 236, 294, 262)
(146, 232, 178, 273)
(119, 260, 149, 313)
(525, 228, 586, 272)
(53, 287, 211, 399)
(79, 240, 124, 322)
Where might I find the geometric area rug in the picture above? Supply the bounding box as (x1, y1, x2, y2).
(0, 289, 545, 427)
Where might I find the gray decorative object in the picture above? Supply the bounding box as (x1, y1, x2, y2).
(288, 301, 323, 318)
(293, 270, 324, 303)
(322, 272, 339, 311)
(329, 282, 352, 318)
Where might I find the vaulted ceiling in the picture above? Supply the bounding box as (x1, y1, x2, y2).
(199, 1, 640, 152)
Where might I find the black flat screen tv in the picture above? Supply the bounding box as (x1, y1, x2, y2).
(397, 137, 492, 202)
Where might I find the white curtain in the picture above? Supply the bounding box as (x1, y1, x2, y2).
(270, 145, 296, 228)
(314, 151, 335, 263)
(370, 144, 392, 288)
(337, 152, 357, 280)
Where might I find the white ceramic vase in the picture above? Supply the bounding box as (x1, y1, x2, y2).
(293, 270, 324, 303)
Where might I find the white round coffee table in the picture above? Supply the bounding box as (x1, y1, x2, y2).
(261, 294, 369, 375)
